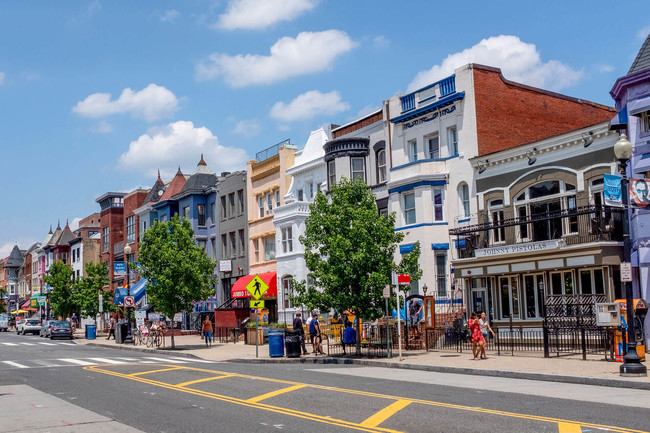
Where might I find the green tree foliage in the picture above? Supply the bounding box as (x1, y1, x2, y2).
(0, 289, 6, 314)
(294, 178, 403, 353)
(395, 241, 423, 293)
(138, 215, 216, 348)
(73, 262, 112, 320)
(44, 261, 75, 319)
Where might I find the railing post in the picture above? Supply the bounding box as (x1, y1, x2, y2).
(581, 327, 587, 360)
(543, 324, 549, 358)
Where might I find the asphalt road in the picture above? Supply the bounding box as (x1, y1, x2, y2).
(1, 331, 649, 433)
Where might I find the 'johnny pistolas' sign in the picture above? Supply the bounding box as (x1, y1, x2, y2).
(475, 240, 561, 258)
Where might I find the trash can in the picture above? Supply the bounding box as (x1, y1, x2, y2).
(268, 329, 285, 357)
(285, 329, 301, 358)
(86, 324, 97, 340)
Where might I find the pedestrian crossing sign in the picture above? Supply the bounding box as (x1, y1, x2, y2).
(250, 300, 265, 309)
(246, 275, 269, 300)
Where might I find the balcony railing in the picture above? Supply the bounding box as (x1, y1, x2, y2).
(450, 204, 624, 259)
(256, 139, 289, 162)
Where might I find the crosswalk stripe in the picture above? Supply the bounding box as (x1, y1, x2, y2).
(143, 357, 188, 364)
(31, 360, 65, 368)
(60, 358, 95, 366)
(87, 358, 126, 364)
(115, 357, 139, 362)
(58, 342, 76, 346)
(2, 361, 29, 369)
(1, 343, 18, 346)
(39, 342, 56, 346)
(19, 342, 35, 346)
(169, 357, 213, 364)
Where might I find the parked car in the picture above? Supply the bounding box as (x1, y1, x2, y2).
(15, 319, 27, 334)
(39, 320, 57, 338)
(0, 314, 9, 332)
(19, 319, 41, 335)
(49, 321, 73, 340)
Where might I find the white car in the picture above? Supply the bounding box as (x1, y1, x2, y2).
(17, 319, 41, 335)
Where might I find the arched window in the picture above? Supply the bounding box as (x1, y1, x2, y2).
(458, 183, 470, 217)
(282, 275, 293, 309)
(377, 149, 386, 183)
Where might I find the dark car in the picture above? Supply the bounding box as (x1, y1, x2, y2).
(50, 321, 73, 340)
(39, 320, 57, 338)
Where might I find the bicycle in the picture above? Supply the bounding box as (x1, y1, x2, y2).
(133, 327, 148, 346)
(146, 327, 164, 348)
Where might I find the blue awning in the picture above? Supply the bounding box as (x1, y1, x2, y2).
(609, 107, 628, 130)
(634, 153, 650, 174)
(114, 278, 147, 305)
(628, 96, 650, 116)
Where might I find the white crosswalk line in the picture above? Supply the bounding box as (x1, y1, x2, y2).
(58, 342, 76, 346)
(1, 342, 18, 346)
(143, 357, 188, 364)
(32, 360, 65, 368)
(87, 358, 126, 364)
(19, 342, 35, 346)
(2, 361, 29, 369)
(115, 357, 139, 362)
(39, 342, 56, 346)
(60, 358, 95, 366)
(169, 357, 213, 364)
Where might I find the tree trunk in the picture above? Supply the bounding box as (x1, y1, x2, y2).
(170, 323, 175, 349)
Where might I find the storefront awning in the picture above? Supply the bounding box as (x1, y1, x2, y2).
(231, 272, 277, 299)
(609, 107, 628, 130)
(114, 278, 148, 305)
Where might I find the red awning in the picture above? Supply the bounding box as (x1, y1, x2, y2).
(231, 272, 277, 299)
(20, 301, 30, 309)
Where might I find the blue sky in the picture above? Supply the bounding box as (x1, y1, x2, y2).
(1, 0, 648, 257)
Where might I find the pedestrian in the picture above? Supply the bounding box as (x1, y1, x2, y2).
(342, 321, 356, 354)
(468, 312, 485, 360)
(202, 316, 213, 346)
(309, 312, 324, 355)
(409, 299, 422, 337)
(479, 312, 495, 360)
(106, 315, 116, 340)
(71, 313, 78, 333)
(293, 312, 309, 356)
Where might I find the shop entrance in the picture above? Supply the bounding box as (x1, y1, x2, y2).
(470, 277, 488, 315)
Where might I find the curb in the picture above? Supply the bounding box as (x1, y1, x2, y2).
(228, 357, 650, 391)
(84, 342, 203, 360)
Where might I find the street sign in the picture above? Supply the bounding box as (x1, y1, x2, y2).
(250, 300, 265, 309)
(124, 296, 135, 307)
(114, 261, 127, 276)
(621, 262, 633, 282)
(246, 274, 269, 299)
(397, 274, 411, 285)
(383, 286, 391, 298)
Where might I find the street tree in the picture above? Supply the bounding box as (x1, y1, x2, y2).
(294, 178, 404, 354)
(0, 289, 6, 313)
(44, 261, 75, 319)
(74, 262, 113, 322)
(138, 215, 216, 348)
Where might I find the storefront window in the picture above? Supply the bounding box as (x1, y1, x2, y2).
(579, 268, 605, 295)
(551, 271, 573, 295)
(524, 274, 544, 319)
(499, 276, 519, 319)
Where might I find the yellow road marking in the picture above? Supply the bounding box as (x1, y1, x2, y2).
(176, 374, 233, 388)
(361, 400, 411, 428)
(247, 384, 306, 404)
(85, 364, 648, 433)
(558, 422, 583, 433)
(128, 366, 185, 376)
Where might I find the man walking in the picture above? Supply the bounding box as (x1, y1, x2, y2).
(106, 315, 116, 340)
(309, 312, 323, 355)
(293, 312, 309, 355)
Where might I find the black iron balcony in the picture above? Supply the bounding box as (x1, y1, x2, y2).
(450, 204, 624, 259)
(324, 137, 369, 162)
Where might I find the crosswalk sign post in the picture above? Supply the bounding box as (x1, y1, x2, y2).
(245, 274, 269, 358)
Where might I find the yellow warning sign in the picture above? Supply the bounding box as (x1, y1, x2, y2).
(250, 300, 265, 309)
(246, 274, 269, 299)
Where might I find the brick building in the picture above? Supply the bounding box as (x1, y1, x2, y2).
(96, 192, 125, 291)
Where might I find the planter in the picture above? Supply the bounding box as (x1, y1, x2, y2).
(246, 327, 265, 345)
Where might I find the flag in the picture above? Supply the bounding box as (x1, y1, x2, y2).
(630, 177, 650, 208)
(604, 174, 622, 207)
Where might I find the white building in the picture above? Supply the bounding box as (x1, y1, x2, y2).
(273, 128, 329, 324)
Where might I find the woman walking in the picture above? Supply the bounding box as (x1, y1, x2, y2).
(479, 311, 495, 359)
(468, 312, 485, 360)
(202, 316, 213, 346)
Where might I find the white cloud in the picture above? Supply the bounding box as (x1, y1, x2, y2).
(637, 25, 650, 39)
(72, 84, 179, 122)
(69, 218, 82, 231)
(216, 0, 318, 30)
(270, 90, 349, 122)
(196, 30, 356, 87)
(160, 9, 180, 22)
(91, 120, 114, 134)
(408, 35, 583, 93)
(373, 35, 389, 49)
(233, 119, 261, 137)
(88, 0, 101, 16)
(119, 121, 248, 178)
(0, 72, 4, 85)
(352, 104, 381, 120)
(0, 240, 36, 259)
(596, 64, 614, 73)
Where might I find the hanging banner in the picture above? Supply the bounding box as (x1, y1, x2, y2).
(603, 174, 622, 207)
(630, 177, 650, 207)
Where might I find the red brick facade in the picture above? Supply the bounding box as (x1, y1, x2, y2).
(332, 110, 383, 138)
(472, 65, 615, 156)
(123, 190, 148, 260)
(99, 204, 124, 290)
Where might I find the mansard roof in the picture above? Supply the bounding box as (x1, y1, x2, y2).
(143, 170, 167, 205)
(57, 224, 76, 246)
(5, 245, 24, 268)
(158, 167, 187, 201)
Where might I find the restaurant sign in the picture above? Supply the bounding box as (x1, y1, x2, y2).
(475, 240, 561, 258)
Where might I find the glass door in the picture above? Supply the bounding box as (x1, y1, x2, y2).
(524, 274, 545, 319)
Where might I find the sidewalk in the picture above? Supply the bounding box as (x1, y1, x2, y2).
(75, 332, 650, 390)
(0, 384, 142, 433)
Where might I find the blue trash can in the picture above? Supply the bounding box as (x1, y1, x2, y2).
(86, 324, 97, 340)
(268, 329, 285, 357)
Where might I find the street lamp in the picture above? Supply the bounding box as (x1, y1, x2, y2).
(614, 133, 646, 377)
(123, 244, 134, 345)
(422, 284, 428, 297)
